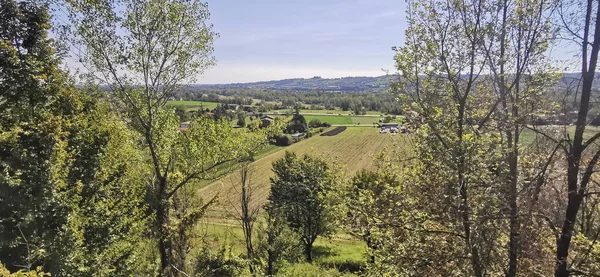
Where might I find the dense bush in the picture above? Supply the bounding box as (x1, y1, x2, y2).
(0, 263, 49, 277)
(194, 246, 245, 277)
(319, 259, 365, 274)
(309, 119, 332, 128)
(278, 263, 356, 277)
(275, 135, 293, 146)
(309, 119, 323, 128)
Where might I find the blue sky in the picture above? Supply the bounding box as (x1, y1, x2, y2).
(199, 0, 407, 83)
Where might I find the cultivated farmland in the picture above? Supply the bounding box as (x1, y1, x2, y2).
(199, 127, 408, 219)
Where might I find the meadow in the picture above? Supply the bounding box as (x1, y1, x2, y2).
(304, 115, 353, 125)
(167, 100, 219, 111)
(195, 220, 367, 274)
(304, 114, 401, 126)
(300, 109, 383, 115)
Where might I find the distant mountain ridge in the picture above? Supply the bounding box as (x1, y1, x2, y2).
(191, 73, 599, 92)
(194, 75, 399, 92)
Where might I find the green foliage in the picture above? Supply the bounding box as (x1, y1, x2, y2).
(237, 112, 246, 127)
(286, 114, 308, 134)
(344, 168, 401, 264)
(382, 0, 561, 275)
(0, 1, 147, 275)
(274, 134, 292, 146)
(308, 118, 332, 128)
(193, 245, 245, 277)
(268, 152, 339, 262)
(277, 262, 357, 277)
(64, 0, 285, 274)
(308, 119, 323, 128)
(255, 208, 303, 276)
(0, 263, 49, 277)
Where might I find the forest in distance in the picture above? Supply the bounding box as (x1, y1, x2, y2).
(2, 0, 600, 276)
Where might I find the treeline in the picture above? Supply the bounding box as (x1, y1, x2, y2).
(177, 87, 403, 114)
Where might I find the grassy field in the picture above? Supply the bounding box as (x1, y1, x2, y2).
(195, 221, 366, 267)
(350, 116, 385, 125)
(300, 109, 384, 116)
(304, 115, 353, 125)
(304, 114, 401, 126)
(520, 125, 600, 145)
(167, 100, 219, 111)
(198, 127, 407, 219)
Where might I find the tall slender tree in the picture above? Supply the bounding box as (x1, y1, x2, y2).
(392, 0, 557, 275)
(553, 1, 600, 276)
(64, 0, 276, 275)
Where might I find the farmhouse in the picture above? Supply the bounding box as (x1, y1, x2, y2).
(380, 123, 399, 133)
(179, 121, 190, 131)
(260, 115, 274, 128)
(242, 105, 255, 112)
(224, 103, 240, 110)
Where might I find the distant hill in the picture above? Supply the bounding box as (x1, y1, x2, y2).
(191, 73, 600, 93)
(194, 75, 400, 92)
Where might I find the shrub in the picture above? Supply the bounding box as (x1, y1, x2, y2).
(275, 135, 293, 146)
(278, 263, 356, 277)
(319, 259, 365, 274)
(236, 118, 246, 127)
(194, 246, 245, 277)
(309, 119, 323, 128)
(0, 264, 49, 277)
(309, 119, 331, 128)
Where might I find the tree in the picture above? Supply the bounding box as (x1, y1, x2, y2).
(64, 1, 276, 275)
(286, 114, 307, 134)
(552, 1, 600, 276)
(1, 1, 147, 276)
(230, 162, 260, 276)
(345, 169, 400, 264)
(267, 152, 338, 262)
(389, 0, 557, 275)
(237, 111, 246, 127)
(256, 205, 302, 276)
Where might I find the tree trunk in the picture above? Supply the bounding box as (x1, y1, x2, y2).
(555, 3, 600, 271)
(305, 241, 313, 263)
(156, 177, 172, 276)
(267, 248, 274, 276)
(366, 234, 376, 264)
(507, 144, 519, 277)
